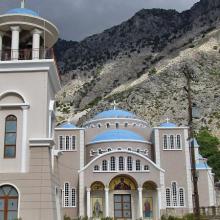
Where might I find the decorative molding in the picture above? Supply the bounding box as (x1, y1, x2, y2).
(29, 138, 55, 147)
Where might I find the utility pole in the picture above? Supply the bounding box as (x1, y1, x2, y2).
(183, 64, 200, 220)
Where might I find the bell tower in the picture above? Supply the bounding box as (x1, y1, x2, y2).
(0, 2, 61, 220)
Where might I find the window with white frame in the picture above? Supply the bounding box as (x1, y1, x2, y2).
(127, 156, 133, 171)
(94, 165, 99, 171)
(170, 135, 174, 149)
(119, 157, 124, 171)
(71, 136, 76, 150)
(163, 135, 168, 149)
(179, 188, 185, 207)
(136, 160, 141, 171)
(102, 160, 108, 171)
(166, 188, 171, 207)
(144, 165, 149, 171)
(110, 156, 116, 171)
(107, 148, 112, 152)
(163, 134, 182, 150)
(127, 148, 132, 151)
(106, 123, 110, 128)
(66, 136, 70, 150)
(58, 136, 76, 151)
(172, 182, 178, 206)
(63, 182, 76, 208)
(176, 135, 181, 149)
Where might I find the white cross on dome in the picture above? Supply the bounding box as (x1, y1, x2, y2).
(21, 0, 26, 8)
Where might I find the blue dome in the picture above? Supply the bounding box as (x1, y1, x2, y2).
(196, 162, 210, 169)
(6, 8, 39, 17)
(160, 122, 177, 128)
(58, 122, 76, 129)
(193, 138, 200, 148)
(90, 129, 145, 144)
(94, 109, 135, 119)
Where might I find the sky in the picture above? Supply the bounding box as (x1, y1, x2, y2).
(0, 0, 200, 41)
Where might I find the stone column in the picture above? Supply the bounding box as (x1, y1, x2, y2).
(21, 106, 29, 172)
(0, 32, 3, 60)
(138, 187, 143, 219)
(32, 28, 42, 59)
(87, 188, 91, 218)
(105, 187, 109, 217)
(157, 188, 162, 219)
(10, 26, 21, 60)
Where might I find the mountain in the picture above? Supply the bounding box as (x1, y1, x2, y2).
(54, 0, 220, 136)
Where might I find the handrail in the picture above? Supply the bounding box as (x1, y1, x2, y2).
(0, 48, 54, 61)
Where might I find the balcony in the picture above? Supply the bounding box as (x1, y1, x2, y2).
(0, 48, 54, 61)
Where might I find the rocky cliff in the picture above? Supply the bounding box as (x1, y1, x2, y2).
(55, 0, 220, 136)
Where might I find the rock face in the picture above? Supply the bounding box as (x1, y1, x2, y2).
(55, 0, 220, 136)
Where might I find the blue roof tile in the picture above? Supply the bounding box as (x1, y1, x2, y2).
(91, 129, 145, 144)
(6, 8, 39, 17)
(94, 109, 136, 119)
(58, 122, 76, 129)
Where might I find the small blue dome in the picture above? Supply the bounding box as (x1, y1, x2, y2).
(196, 162, 210, 169)
(94, 109, 135, 119)
(91, 129, 145, 144)
(58, 122, 76, 129)
(6, 8, 39, 17)
(160, 122, 177, 128)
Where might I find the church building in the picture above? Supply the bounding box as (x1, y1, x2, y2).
(0, 2, 216, 220)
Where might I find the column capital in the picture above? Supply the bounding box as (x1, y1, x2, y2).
(32, 28, 43, 35)
(10, 26, 21, 32)
(138, 187, 143, 192)
(105, 187, 109, 192)
(86, 187, 91, 192)
(21, 105, 30, 110)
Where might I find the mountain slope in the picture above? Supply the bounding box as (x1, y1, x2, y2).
(55, 0, 220, 136)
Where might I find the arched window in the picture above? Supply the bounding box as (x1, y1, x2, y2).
(119, 157, 124, 171)
(163, 135, 168, 149)
(127, 156, 132, 171)
(179, 188, 185, 207)
(144, 165, 149, 171)
(106, 123, 110, 128)
(4, 115, 17, 158)
(102, 160, 108, 171)
(116, 123, 119, 129)
(127, 148, 132, 151)
(64, 182, 70, 207)
(136, 160, 141, 171)
(107, 148, 112, 152)
(110, 157, 116, 171)
(176, 135, 181, 149)
(0, 185, 19, 220)
(166, 188, 171, 207)
(137, 149, 140, 153)
(97, 124, 101, 128)
(171, 182, 178, 206)
(94, 165, 99, 171)
(98, 149, 102, 154)
(124, 123, 128, 127)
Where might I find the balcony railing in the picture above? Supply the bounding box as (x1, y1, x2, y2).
(0, 48, 54, 61)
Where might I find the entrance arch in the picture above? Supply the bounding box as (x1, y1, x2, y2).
(0, 185, 19, 220)
(142, 181, 158, 220)
(109, 175, 138, 191)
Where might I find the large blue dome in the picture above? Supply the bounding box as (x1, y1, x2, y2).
(5, 8, 39, 17)
(94, 109, 136, 119)
(160, 122, 177, 128)
(90, 129, 145, 144)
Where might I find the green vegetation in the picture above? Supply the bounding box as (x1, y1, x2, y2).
(161, 214, 208, 220)
(196, 128, 220, 180)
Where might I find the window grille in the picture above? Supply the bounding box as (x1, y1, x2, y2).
(170, 135, 174, 149)
(127, 156, 133, 171)
(102, 160, 108, 171)
(136, 160, 141, 171)
(163, 135, 168, 149)
(179, 188, 185, 207)
(172, 182, 178, 206)
(119, 157, 124, 171)
(71, 136, 76, 150)
(110, 157, 116, 171)
(166, 188, 171, 207)
(176, 135, 181, 149)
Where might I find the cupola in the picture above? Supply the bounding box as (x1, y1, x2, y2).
(0, 0, 59, 61)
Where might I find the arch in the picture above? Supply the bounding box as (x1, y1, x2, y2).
(109, 174, 138, 190)
(91, 181, 105, 192)
(0, 91, 26, 104)
(143, 181, 157, 190)
(0, 184, 19, 220)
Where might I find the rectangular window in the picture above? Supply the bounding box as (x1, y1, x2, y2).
(71, 136, 76, 150)
(170, 135, 174, 149)
(59, 136, 64, 150)
(119, 157, 124, 171)
(163, 135, 168, 149)
(166, 188, 171, 207)
(110, 157, 116, 171)
(176, 135, 181, 149)
(136, 160, 141, 171)
(71, 188, 76, 207)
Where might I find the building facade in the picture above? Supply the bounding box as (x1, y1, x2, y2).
(0, 3, 216, 220)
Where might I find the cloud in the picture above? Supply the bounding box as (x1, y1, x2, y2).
(0, 0, 199, 41)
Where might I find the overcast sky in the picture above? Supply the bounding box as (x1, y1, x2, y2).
(0, 0, 199, 41)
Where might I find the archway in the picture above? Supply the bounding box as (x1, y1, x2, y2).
(90, 181, 105, 219)
(0, 185, 19, 220)
(142, 181, 158, 220)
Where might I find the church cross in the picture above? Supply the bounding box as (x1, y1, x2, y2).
(166, 118, 170, 123)
(111, 100, 118, 110)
